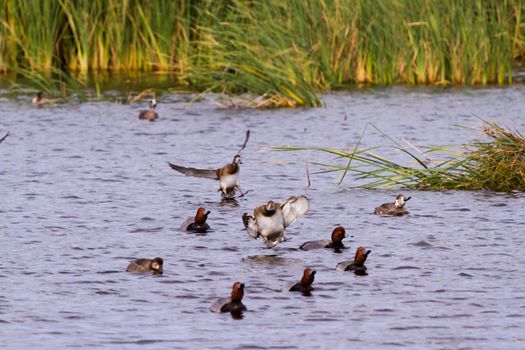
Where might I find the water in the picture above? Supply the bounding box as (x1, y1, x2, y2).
(1, 86, 525, 349)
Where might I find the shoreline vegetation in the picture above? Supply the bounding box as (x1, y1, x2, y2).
(273, 121, 525, 192)
(1, 0, 525, 107)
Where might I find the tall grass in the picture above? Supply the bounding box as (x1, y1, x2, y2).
(1, 0, 524, 106)
(273, 121, 525, 192)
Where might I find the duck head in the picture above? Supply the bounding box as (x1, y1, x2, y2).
(150, 99, 157, 109)
(231, 282, 245, 302)
(151, 257, 164, 272)
(395, 194, 411, 208)
(331, 226, 346, 244)
(354, 247, 371, 264)
(264, 200, 276, 215)
(232, 154, 242, 165)
(194, 207, 210, 225)
(300, 268, 316, 288)
(32, 92, 43, 104)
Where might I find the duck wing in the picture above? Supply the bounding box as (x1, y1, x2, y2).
(300, 239, 331, 251)
(336, 261, 353, 272)
(210, 297, 231, 313)
(281, 195, 310, 228)
(168, 162, 219, 180)
(242, 213, 259, 238)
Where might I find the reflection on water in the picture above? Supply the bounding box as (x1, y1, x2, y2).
(1, 86, 525, 349)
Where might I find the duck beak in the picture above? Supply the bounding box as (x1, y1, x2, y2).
(405, 196, 411, 201)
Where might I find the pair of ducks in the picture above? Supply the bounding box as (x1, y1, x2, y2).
(210, 268, 316, 316)
(138, 99, 159, 121)
(32, 92, 160, 123)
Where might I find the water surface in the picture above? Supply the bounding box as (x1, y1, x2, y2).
(1, 86, 525, 349)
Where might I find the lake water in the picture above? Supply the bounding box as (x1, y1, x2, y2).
(1, 86, 525, 349)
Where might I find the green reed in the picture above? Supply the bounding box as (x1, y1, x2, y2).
(273, 121, 525, 192)
(0, 0, 524, 106)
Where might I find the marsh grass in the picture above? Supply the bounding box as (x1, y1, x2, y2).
(1, 0, 524, 107)
(273, 121, 525, 192)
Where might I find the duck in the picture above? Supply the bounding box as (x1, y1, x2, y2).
(300, 226, 348, 252)
(210, 282, 247, 314)
(336, 247, 371, 275)
(181, 207, 211, 233)
(168, 130, 250, 200)
(243, 195, 310, 248)
(126, 257, 163, 273)
(138, 98, 159, 121)
(283, 268, 316, 294)
(32, 91, 58, 105)
(374, 194, 411, 216)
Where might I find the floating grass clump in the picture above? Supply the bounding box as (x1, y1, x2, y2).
(1, 0, 525, 107)
(273, 121, 525, 192)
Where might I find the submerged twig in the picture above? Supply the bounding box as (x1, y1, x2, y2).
(305, 157, 311, 188)
(0, 131, 8, 144)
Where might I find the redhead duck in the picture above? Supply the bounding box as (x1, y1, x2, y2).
(32, 91, 58, 105)
(336, 247, 371, 275)
(138, 99, 158, 121)
(210, 282, 247, 315)
(300, 226, 347, 252)
(168, 131, 250, 200)
(283, 268, 316, 294)
(181, 207, 211, 233)
(243, 195, 310, 248)
(374, 194, 411, 216)
(126, 257, 163, 274)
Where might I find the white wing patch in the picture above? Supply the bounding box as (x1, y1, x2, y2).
(243, 214, 259, 239)
(281, 195, 310, 228)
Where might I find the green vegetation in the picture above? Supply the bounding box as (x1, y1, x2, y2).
(1, 0, 525, 106)
(273, 121, 525, 192)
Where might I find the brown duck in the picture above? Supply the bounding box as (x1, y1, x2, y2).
(283, 268, 316, 293)
(336, 247, 371, 275)
(168, 130, 250, 199)
(126, 257, 163, 274)
(210, 282, 247, 314)
(181, 207, 211, 233)
(374, 194, 411, 216)
(138, 99, 158, 121)
(300, 226, 348, 252)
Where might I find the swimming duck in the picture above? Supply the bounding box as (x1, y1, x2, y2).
(181, 207, 211, 233)
(168, 130, 250, 200)
(32, 92, 58, 105)
(126, 257, 163, 273)
(283, 268, 316, 294)
(138, 99, 159, 121)
(336, 247, 371, 275)
(243, 195, 310, 248)
(210, 282, 247, 314)
(300, 226, 347, 252)
(374, 194, 411, 216)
